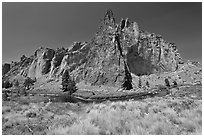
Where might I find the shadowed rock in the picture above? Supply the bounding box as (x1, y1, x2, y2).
(2, 63, 10, 75)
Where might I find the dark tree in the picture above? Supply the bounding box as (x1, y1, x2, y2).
(61, 69, 77, 94)
(24, 77, 34, 90)
(138, 77, 142, 88)
(146, 81, 150, 88)
(164, 78, 170, 88)
(173, 81, 177, 88)
(2, 80, 12, 89)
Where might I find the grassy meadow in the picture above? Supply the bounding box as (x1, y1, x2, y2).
(2, 85, 202, 135)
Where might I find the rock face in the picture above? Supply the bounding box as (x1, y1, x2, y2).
(81, 10, 183, 89)
(82, 10, 134, 89)
(127, 32, 183, 76)
(49, 47, 67, 76)
(3, 9, 198, 90)
(28, 47, 55, 79)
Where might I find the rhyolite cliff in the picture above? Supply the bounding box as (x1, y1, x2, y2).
(3, 10, 200, 90)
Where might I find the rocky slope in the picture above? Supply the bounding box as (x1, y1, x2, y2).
(2, 10, 201, 90)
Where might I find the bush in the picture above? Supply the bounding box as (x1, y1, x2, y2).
(138, 77, 142, 88)
(26, 112, 37, 118)
(146, 81, 150, 88)
(164, 78, 170, 88)
(172, 81, 177, 88)
(14, 80, 19, 87)
(24, 77, 35, 90)
(2, 93, 9, 101)
(2, 80, 12, 89)
(19, 87, 28, 96)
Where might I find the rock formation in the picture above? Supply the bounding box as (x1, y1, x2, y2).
(28, 47, 55, 79)
(2, 63, 10, 75)
(2, 10, 201, 90)
(81, 10, 183, 89)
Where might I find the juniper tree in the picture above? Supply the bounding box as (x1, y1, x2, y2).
(172, 80, 177, 88)
(2, 80, 12, 89)
(24, 77, 34, 90)
(61, 69, 77, 94)
(164, 78, 170, 88)
(138, 77, 142, 88)
(146, 81, 150, 88)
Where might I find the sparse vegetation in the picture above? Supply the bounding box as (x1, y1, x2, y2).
(2, 85, 202, 135)
(47, 95, 202, 135)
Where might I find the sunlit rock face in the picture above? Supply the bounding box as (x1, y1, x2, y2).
(28, 47, 55, 79)
(49, 47, 67, 76)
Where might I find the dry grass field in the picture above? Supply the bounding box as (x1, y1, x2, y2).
(2, 85, 202, 135)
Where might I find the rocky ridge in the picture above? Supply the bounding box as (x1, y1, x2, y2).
(2, 10, 201, 90)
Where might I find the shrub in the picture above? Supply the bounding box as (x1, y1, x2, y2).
(2, 93, 9, 101)
(2, 80, 12, 89)
(164, 78, 170, 88)
(146, 81, 150, 88)
(138, 77, 142, 88)
(26, 112, 37, 118)
(14, 80, 19, 87)
(172, 81, 177, 88)
(19, 87, 28, 96)
(23, 77, 35, 90)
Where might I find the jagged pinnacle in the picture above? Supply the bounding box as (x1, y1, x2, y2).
(104, 9, 115, 25)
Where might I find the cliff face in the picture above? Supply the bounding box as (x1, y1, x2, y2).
(28, 47, 55, 79)
(83, 10, 134, 89)
(3, 10, 187, 89)
(127, 31, 183, 76)
(2, 64, 10, 75)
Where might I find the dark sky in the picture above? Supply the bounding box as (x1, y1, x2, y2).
(2, 2, 202, 64)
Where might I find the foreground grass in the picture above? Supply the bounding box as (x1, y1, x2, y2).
(2, 86, 202, 135)
(48, 96, 202, 135)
